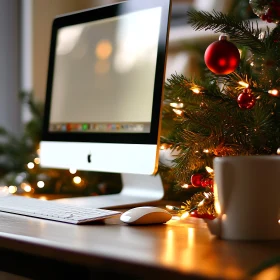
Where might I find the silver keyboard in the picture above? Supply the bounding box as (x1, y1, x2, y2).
(0, 195, 121, 224)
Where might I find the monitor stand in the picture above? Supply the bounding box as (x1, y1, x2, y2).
(56, 173, 165, 209)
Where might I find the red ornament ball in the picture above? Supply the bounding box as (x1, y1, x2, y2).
(189, 210, 216, 220)
(204, 35, 240, 75)
(191, 173, 204, 187)
(237, 88, 256, 109)
(250, 0, 280, 23)
(201, 177, 213, 188)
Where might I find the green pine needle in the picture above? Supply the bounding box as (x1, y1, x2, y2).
(187, 10, 266, 54)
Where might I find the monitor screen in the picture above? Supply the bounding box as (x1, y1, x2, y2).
(50, 7, 162, 134)
(40, 0, 171, 175)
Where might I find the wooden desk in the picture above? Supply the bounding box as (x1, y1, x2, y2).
(0, 211, 279, 280)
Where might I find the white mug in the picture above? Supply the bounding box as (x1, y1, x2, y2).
(206, 155, 280, 240)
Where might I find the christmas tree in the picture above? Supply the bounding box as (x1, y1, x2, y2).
(0, 93, 121, 197)
(160, 0, 280, 218)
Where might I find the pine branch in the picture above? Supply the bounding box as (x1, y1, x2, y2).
(187, 10, 266, 54)
(182, 191, 216, 216)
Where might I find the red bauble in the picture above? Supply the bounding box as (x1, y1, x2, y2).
(191, 173, 204, 187)
(237, 88, 256, 109)
(204, 35, 240, 75)
(201, 177, 213, 188)
(251, 0, 280, 23)
(189, 210, 216, 220)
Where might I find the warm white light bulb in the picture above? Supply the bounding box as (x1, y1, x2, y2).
(238, 81, 249, 88)
(198, 199, 205, 206)
(192, 88, 200, 94)
(27, 162, 35, 169)
(205, 166, 214, 173)
(37, 181, 45, 188)
(69, 168, 77, 174)
(172, 109, 183, 116)
(160, 144, 169, 150)
(8, 186, 17, 194)
(24, 185, 32, 192)
(204, 192, 210, 199)
(268, 89, 279, 96)
(73, 176, 82, 184)
(170, 102, 184, 109)
(181, 212, 190, 219)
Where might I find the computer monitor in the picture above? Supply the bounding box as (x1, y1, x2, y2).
(39, 0, 171, 209)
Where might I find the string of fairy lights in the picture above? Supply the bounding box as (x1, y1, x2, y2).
(162, 76, 280, 220)
(170, 80, 280, 117)
(0, 148, 84, 196)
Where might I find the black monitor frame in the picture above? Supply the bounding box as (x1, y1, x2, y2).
(42, 0, 171, 145)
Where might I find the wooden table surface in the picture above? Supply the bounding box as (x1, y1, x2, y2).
(0, 210, 279, 280)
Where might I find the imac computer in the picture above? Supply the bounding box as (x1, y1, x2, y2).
(39, 0, 171, 209)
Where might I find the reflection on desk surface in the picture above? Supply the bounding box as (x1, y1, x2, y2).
(0, 212, 279, 280)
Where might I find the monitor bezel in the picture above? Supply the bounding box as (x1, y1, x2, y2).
(41, 0, 171, 145)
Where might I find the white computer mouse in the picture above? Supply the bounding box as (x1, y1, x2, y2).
(120, 206, 172, 225)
